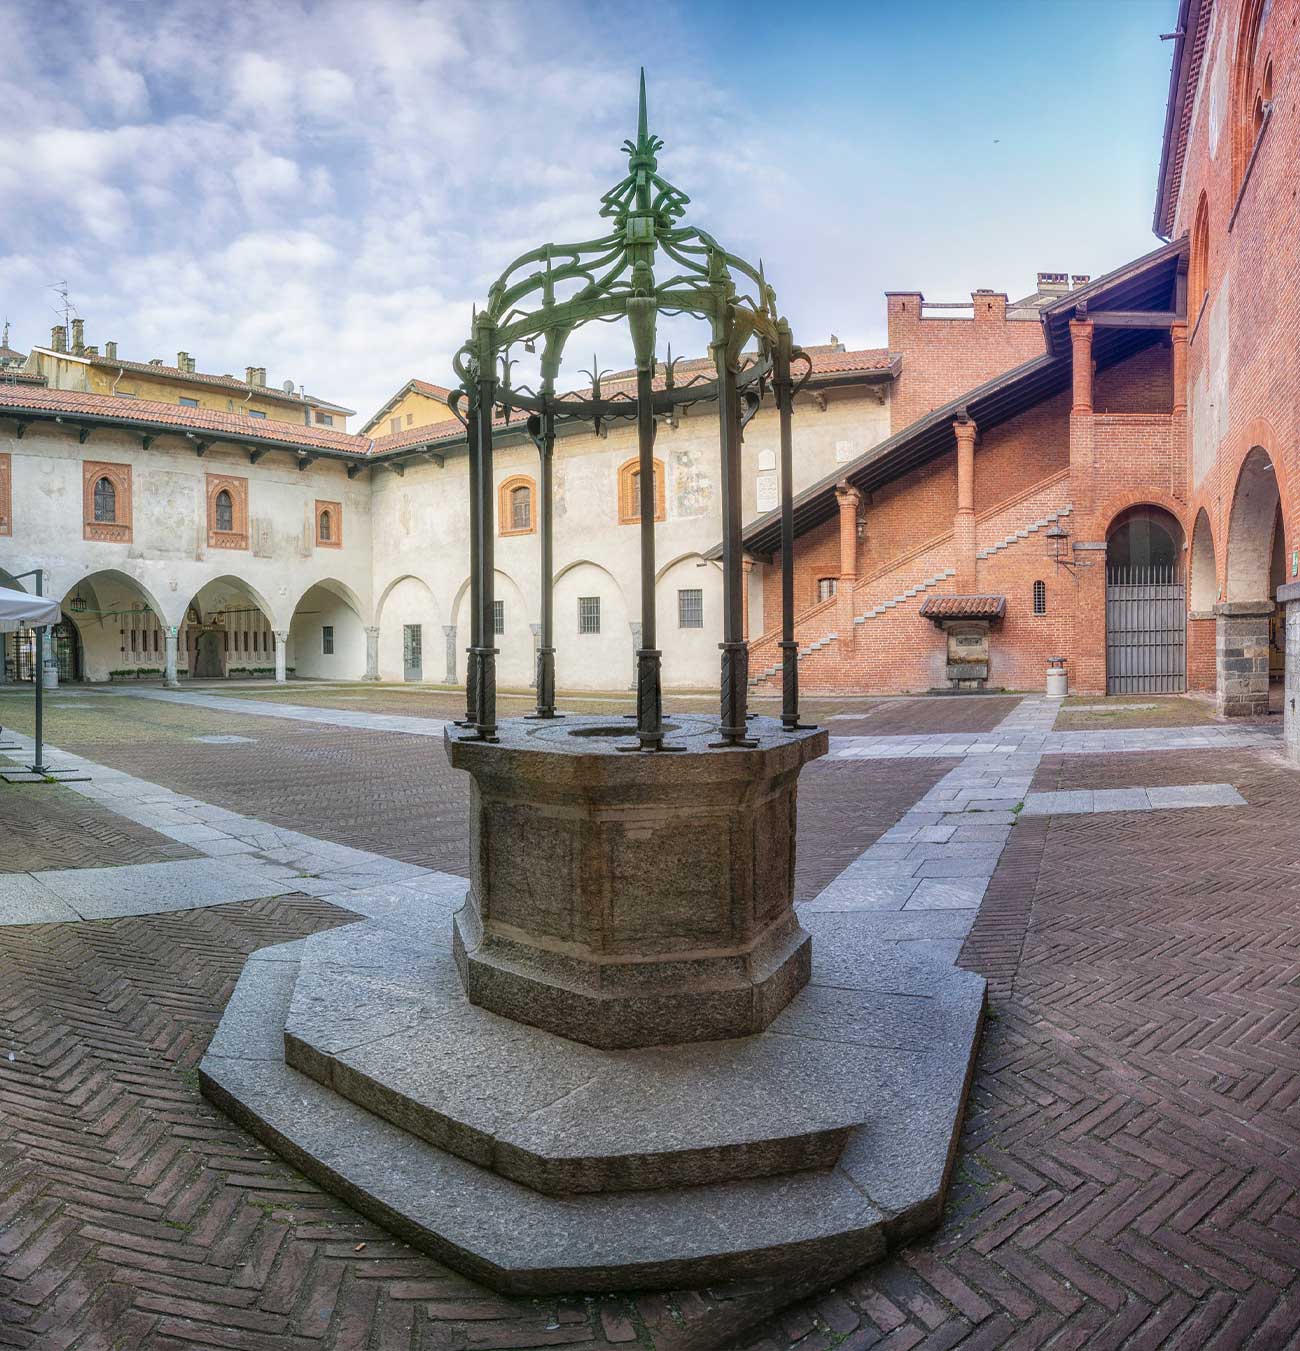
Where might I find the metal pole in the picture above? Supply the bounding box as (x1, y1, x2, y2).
(715, 319, 755, 747)
(31, 569, 47, 775)
(471, 350, 498, 740)
(460, 398, 481, 727)
(633, 364, 664, 749)
(776, 322, 812, 731)
(528, 403, 559, 718)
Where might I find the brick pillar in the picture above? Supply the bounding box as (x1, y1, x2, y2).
(835, 482, 861, 649)
(1170, 322, 1188, 415)
(1069, 318, 1094, 415)
(953, 418, 977, 591)
(1215, 601, 1273, 716)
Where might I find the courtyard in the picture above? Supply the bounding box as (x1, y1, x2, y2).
(0, 682, 1296, 1349)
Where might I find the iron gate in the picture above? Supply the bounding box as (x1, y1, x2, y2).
(1105, 564, 1185, 693)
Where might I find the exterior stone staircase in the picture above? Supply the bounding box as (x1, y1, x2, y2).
(748, 490, 1073, 690)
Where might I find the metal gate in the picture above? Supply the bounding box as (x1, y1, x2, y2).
(1106, 564, 1185, 693)
(403, 624, 422, 682)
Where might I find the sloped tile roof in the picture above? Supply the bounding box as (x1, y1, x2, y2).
(919, 594, 1007, 620)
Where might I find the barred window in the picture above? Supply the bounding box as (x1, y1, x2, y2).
(493, 599, 505, 635)
(678, 588, 703, 629)
(1033, 579, 1046, 615)
(215, 490, 233, 532)
(93, 476, 116, 522)
(817, 577, 837, 602)
(322, 625, 334, 655)
(578, 596, 601, 634)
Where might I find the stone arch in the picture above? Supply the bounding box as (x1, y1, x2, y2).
(376, 574, 441, 682)
(1105, 504, 1187, 695)
(56, 570, 170, 683)
(1226, 446, 1281, 602)
(1189, 509, 1218, 611)
(449, 570, 535, 690)
(288, 578, 366, 680)
(181, 576, 277, 679)
(1232, 0, 1274, 196)
(553, 559, 632, 691)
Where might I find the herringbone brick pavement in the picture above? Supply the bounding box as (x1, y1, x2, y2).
(829, 697, 1021, 738)
(736, 744, 1300, 1350)
(0, 783, 198, 874)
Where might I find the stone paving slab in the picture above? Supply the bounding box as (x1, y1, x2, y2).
(127, 686, 451, 737)
(1019, 781, 1248, 816)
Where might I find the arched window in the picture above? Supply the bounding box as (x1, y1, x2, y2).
(314, 498, 341, 548)
(318, 509, 331, 542)
(1190, 192, 1210, 317)
(1232, 0, 1273, 197)
(216, 490, 233, 533)
(93, 476, 116, 523)
(497, 475, 536, 536)
(1032, 580, 1046, 615)
(618, 456, 665, 524)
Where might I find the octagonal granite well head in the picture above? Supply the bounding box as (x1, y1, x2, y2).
(446, 714, 828, 1048)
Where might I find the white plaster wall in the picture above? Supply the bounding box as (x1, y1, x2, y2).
(0, 425, 374, 637)
(376, 575, 441, 681)
(288, 584, 366, 679)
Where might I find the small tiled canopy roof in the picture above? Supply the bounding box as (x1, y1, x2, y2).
(919, 594, 1007, 621)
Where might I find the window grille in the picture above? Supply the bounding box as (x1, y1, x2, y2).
(678, 588, 703, 629)
(322, 625, 334, 655)
(578, 596, 601, 634)
(493, 599, 505, 635)
(93, 476, 116, 522)
(215, 490, 233, 532)
(1033, 580, 1047, 615)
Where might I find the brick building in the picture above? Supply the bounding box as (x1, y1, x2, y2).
(745, 0, 1299, 743)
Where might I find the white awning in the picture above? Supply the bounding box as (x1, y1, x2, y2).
(0, 585, 60, 634)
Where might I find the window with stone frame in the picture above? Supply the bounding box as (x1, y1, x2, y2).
(617, 455, 665, 525)
(206, 474, 248, 550)
(83, 461, 132, 543)
(497, 475, 536, 536)
(315, 500, 342, 549)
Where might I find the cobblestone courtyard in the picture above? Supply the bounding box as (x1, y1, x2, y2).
(0, 685, 1297, 1349)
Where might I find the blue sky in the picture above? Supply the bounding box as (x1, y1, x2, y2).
(0, 0, 1175, 423)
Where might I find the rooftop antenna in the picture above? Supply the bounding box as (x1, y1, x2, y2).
(49, 280, 78, 330)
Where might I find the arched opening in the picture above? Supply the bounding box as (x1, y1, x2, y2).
(450, 570, 533, 690)
(553, 561, 631, 691)
(1105, 505, 1186, 693)
(1221, 446, 1283, 716)
(215, 490, 234, 534)
(376, 574, 441, 682)
(182, 577, 276, 680)
(1232, 0, 1274, 197)
(288, 579, 366, 680)
(1190, 192, 1210, 319)
(654, 553, 722, 688)
(1189, 509, 1218, 611)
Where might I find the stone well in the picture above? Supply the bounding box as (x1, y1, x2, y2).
(449, 713, 826, 1048)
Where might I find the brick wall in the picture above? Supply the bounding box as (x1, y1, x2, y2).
(886, 291, 1046, 432)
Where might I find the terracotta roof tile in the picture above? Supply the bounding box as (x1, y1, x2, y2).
(919, 594, 1006, 620)
(0, 385, 370, 455)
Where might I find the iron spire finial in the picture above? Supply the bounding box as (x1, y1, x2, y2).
(637, 67, 648, 151)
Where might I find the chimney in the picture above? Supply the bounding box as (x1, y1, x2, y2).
(972, 289, 1007, 323)
(105, 340, 118, 361)
(51, 325, 66, 352)
(177, 350, 188, 371)
(84, 345, 98, 356)
(257, 367, 267, 386)
(245, 366, 257, 385)
(71, 318, 85, 355)
(1071, 274, 1091, 289)
(1036, 271, 1071, 296)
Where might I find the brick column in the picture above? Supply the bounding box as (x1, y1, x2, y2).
(1215, 601, 1272, 716)
(1170, 322, 1188, 415)
(953, 418, 977, 591)
(1069, 318, 1094, 415)
(835, 482, 861, 648)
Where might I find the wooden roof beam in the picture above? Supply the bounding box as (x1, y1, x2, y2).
(1083, 310, 1183, 329)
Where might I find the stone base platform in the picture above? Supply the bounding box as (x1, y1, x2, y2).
(201, 889, 986, 1295)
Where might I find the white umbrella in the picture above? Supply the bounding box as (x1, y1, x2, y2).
(0, 585, 60, 634)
